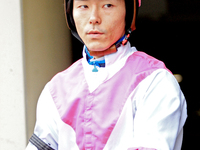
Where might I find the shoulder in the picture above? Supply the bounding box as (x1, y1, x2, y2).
(123, 50, 172, 87)
(131, 52, 179, 93)
(130, 51, 171, 73)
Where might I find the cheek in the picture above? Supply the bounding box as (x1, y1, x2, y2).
(117, 12, 126, 32)
(108, 15, 126, 39)
(75, 21, 83, 36)
(73, 12, 86, 37)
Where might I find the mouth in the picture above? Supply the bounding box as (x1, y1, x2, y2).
(87, 30, 104, 38)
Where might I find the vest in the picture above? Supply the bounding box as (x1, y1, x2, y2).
(49, 51, 170, 150)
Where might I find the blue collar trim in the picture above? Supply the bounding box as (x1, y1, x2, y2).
(85, 47, 105, 68)
(85, 34, 125, 72)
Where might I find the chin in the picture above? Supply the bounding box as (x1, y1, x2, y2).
(86, 42, 111, 52)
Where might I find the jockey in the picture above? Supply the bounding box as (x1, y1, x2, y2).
(26, 0, 187, 150)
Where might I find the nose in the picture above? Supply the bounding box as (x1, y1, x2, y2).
(89, 7, 101, 25)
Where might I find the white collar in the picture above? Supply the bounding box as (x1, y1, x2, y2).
(82, 42, 136, 68)
(82, 42, 137, 92)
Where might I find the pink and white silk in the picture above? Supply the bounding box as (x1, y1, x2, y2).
(49, 51, 170, 150)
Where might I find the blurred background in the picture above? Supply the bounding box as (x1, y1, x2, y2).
(0, 0, 199, 149)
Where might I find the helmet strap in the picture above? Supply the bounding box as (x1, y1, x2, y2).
(122, 28, 132, 45)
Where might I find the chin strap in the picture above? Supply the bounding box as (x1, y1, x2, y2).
(122, 28, 132, 46)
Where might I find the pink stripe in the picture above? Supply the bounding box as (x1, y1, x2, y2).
(49, 51, 170, 149)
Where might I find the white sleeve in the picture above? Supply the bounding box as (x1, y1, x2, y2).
(132, 69, 187, 150)
(26, 83, 60, 150)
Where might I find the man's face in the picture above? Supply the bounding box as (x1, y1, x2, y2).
(73, 0, 126, 52)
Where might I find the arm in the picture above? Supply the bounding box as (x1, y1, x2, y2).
(26, 83, 59, 150)
(129, 70, 187, 150)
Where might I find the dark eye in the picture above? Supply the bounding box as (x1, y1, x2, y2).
(79, 5, 88, 9)
(104, 4, 113, 8)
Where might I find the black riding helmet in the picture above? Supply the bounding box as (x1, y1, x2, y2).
(64, 0, 141, 47)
